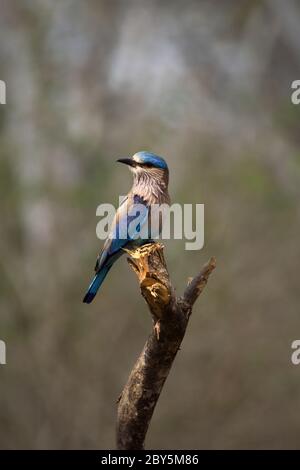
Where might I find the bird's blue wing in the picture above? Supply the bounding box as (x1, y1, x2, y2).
(95, 194, 149, 272)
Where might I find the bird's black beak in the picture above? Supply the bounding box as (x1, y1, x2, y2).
(116, 158, 136, 167)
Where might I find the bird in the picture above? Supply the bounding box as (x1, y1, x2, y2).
(83, 151, 170, 304)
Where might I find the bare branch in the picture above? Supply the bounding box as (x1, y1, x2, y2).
(183, 256, 216, 307)
(116, 243, 216, 450)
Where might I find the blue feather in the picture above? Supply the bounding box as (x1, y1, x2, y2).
(83, 198, 150, 303)
(83, 266, 111, 304)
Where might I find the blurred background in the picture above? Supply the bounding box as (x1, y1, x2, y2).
(0, 0, 300, 449)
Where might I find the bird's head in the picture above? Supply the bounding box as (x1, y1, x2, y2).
(117, 151, 168, 180)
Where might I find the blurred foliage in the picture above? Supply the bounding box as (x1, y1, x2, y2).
(0, 0, 300, 450)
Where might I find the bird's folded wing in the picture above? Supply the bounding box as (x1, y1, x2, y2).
(95, 194, 149, 272)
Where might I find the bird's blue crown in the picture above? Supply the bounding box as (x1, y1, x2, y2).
(133, 151, 168, 170)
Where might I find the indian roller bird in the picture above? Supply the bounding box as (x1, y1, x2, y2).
(83, 151, 170, 303)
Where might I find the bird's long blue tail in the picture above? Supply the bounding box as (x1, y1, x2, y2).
(83, 266, 111, 304)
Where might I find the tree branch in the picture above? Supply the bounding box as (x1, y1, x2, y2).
(116, 243, 216, 450)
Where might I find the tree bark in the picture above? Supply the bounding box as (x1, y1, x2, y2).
(116, 243, 216, 450)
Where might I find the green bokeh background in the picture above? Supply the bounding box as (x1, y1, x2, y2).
(0, 0, 300, 449)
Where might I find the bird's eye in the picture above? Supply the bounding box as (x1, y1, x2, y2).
(143, 163, 152, 168)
